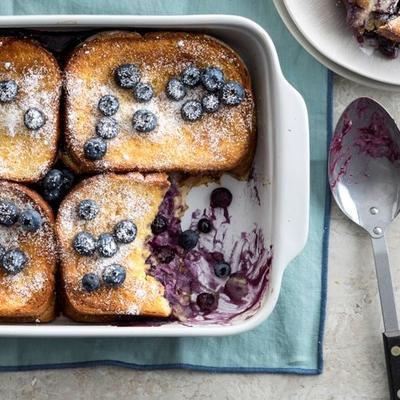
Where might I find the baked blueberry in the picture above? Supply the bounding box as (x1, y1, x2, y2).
(114, 64, 141, 88)
(97, 233, 118, 258)
(181, 65, 201, 87)
(197, 218, 212, 233)
(221, 81, 245, 106)
(0, 80, 18, 102)
(210, 187, 233, 208)
(84, 137, 107, 160)
(133, 82, 154, 103)
(201, 93, 220, 113)
(181, 100, 203, 122)
(151, 214, 168, 235)
(214, 261, 231, 278)
(132, 109, 157, 133)
(224, 274, 249, 301)
(0, 245, 5, 261)
(78, 199, 99, 221)
(201, 67, 224, 92)
(1, 249, 28, 275)
(165, 78, 186, 101)
(82, 273, 100, 292)
(114, 220, 137, 244)
(154, 246, 175, 264)
(179, 229, 199, 251)
(73, 232, 97, 256)
(98, 95, 119, 116)
(196, 292, 218, 312)
(24, 108, 46, 130)
(0, 200, 19, 226)
(102, 264, 126, 287)
(96, 117, 119, 139)
(19, 209, 42, 232)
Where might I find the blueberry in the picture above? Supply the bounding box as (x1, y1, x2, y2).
(96, 117, 119, 140)
(43, 188, 62, 202)
(214, 261, 231, 278)
(201, 93, 220, 113)
(41, 168, 74, 203)
(179, 229, 199, 251)
(165, 78, 186, 101)
(196, 292, 218, 312)
(224, 274, 249, 301)
(0, 80, 18, 102)
(0, 200, 19, 226)
(132, 110, 157, 133)
(114, 220, 137, 244)
(1, 249, 28, 275)
(24, 108, 46, 130)
(61, 169, 75, 192)
(98, 95, 119, 116)
(221, 81, 245, 106)
(151, 214, 168, 234)
(201, 67, 224, 92)
(82, 273, 100, 292)
(97, 233, 118, 258)
(102, 264, 126, 287)
(181, 100, 203, 122)
(210, 187, 233, 208)
(19, 209, 42, 232)
(133, 82, 154, 103)
(42, 169, 63, 191)
(73, 232, 97, 256)
(78, 199, 99, 221)
(154, 246, 175, 264)
(0, 245, 5, 261)
(197, 218, 212, 233)
(115, 64, 141, 88)
(181, 65, 201, 87)
(84, 137, 107, 160)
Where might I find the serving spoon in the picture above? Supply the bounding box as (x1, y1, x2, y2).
(328, 97, 400, 399)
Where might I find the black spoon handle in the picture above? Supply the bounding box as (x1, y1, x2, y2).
(383, 331, 400, 399)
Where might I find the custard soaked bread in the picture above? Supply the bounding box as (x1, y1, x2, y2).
(0, 38, 62, 182)
(56, 172, 172, 321)
(64, 31, 255, 174)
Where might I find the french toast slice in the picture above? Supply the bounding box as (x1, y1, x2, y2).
(0, 37, 62, 182)
(56, 172, 172, 322)
(64, 31, 255, 174)
(0, 181, 57, 322)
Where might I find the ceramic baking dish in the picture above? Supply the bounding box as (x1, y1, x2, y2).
(0, 15, 309, 337)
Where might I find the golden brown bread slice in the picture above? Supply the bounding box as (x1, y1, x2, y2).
(0, 181, 57, 322)
(56, 172, 172, 322)
(64, 31, 255, 174)
(377, 16, 400, 41)
(0, 37, 61, 182)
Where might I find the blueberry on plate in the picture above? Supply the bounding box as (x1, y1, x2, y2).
(201, 93, 220, 113)
(224, 274, 249, 301)
(181, 65, 201, 87)
(98, 95, 119, 116)
(154, 246, 175, 264)
(133, 82, 154, 103)
(114, 220, 137, 244)
(1, 249, 28, 275)
(102, 264, 126, 287)
(201, 67, 224, 92)
(84, 137, 107, 160)
(151, 214, 168, 235)
(179, 229, 199, 251)
(0, 80, 18, 102)
(0, 200, 19, 226)
(132, 109, 157, 133)
(214, 261, 231, 278)
(197, 218, 212, 233)
(19, 209, 42, 232)
(24, 107, 46, 130)
(196, 292, 218, 313)
(96, 117, 119, 140)
(221, 81, 245, 106)
(73, 232, 97, 256)
(210, 187, 233, 208)
(181, 100, 203, 122)
(165, 78, 186, 101)
(78, 199, 99, 221)
(114, 64, 141, 88)
(97, 233, 118, 258)
(82, 272, 100, 292)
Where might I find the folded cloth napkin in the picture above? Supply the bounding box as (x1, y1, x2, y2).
(0, 0, 331, 374)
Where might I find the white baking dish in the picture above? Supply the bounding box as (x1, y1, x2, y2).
(0, 15, 309, 337)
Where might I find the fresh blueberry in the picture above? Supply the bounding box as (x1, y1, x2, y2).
(132, 109, 157, 133)
(165, 78, 186, 101)
(201, 67, 224, 92)
(224, 274, 249, 301)
(0, 245, 5, 261)
(97, 233, 118, 258)
(221, 81, 245, 106)
(151, 214, 168, 235)
(84, 137, 107, 160)
(181, 100, 203, 122)
(210, 187, 233, 208)
(196, 292, 218, 312)
(73, 232, 97, 256)
(42, 169, 63, 191)
(1, 249, 28, 275)
(133, 82, 154, 103)
(114, 220, 137, 244)
(102, 264, 126, 287)
(61, 169, 75, 192)
(24, 108, 46, 130)
(214, 261, 231, 278)
(179, 229, 199, 251)
(201, 93, 220, 113)
(181, 65, 201, 87)
(0, 80, 18, 102)
(41, 168, 74, 203)
(82, 273, 100, 292)
(78, 199, 99, 221)
(0, 200, 19, 226)
(115, 64, 141, 88)
(197, 218, 212, 233)
(96, 117, 119, 139)
(19, 209, 42, 232)
(43, 188, 62, 202)
(98, 95, 119, 116)
(154, 246, 175, 264)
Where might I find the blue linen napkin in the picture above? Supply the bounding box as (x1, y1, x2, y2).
(0, 0, 331, 374)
